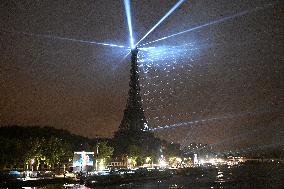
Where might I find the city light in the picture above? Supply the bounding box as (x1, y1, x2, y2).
(98, 159, 105, 171)
(127, 157, 136, 168)
(145, 157, 152, 164)
(158, 155, 168, 167)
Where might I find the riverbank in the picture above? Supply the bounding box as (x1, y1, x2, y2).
(1, 162, 283, 188)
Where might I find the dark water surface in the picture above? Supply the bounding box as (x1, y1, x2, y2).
(23, 163, 284, 189)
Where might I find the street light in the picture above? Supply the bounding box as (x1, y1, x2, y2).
(95, 144, 99, 171)
(31, 159, 35, 172)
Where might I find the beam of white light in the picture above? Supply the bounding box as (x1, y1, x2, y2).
(135, 0, 186, 46)
(150, 108, 280, 131)
(140, 4, 273, 46)
(123, 0, 135, 49)
(121, 50, 132, 62)
(2, 30, 127, 48)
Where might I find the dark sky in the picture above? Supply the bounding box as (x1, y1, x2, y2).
(0, 0, 283, 151)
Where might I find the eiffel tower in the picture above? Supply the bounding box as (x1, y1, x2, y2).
(113, 48, 157, 157)
(119, 48, 149, 132)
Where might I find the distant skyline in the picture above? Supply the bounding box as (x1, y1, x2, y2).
(0, 0, 283, 150)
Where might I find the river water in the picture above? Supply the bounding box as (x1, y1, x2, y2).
(24, 162, 284, 189)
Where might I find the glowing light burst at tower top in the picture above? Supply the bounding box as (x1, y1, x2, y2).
(136, 0, 186, 47)
(123, 0, 135, 49)
(122, 0, 199, 63)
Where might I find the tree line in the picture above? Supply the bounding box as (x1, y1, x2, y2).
(0, 126, 182, 170)
(0, 126, 113, 171)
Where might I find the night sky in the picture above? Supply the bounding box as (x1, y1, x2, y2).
(1, 0, 283, 151)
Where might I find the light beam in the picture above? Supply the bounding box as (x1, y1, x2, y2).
(123, 0, 135, 49)
(150, 108, 280, 131)
(136, 0, 185, 46)
(2, 30, 127, 48)
(140, 3, 274, 46)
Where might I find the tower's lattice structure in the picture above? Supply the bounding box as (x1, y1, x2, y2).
(113, 48, 157, 157)
(119, 48, 149, 131)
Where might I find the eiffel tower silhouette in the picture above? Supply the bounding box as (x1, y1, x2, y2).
(113, 48, 157, 157)
(118, 48, 149, 132)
